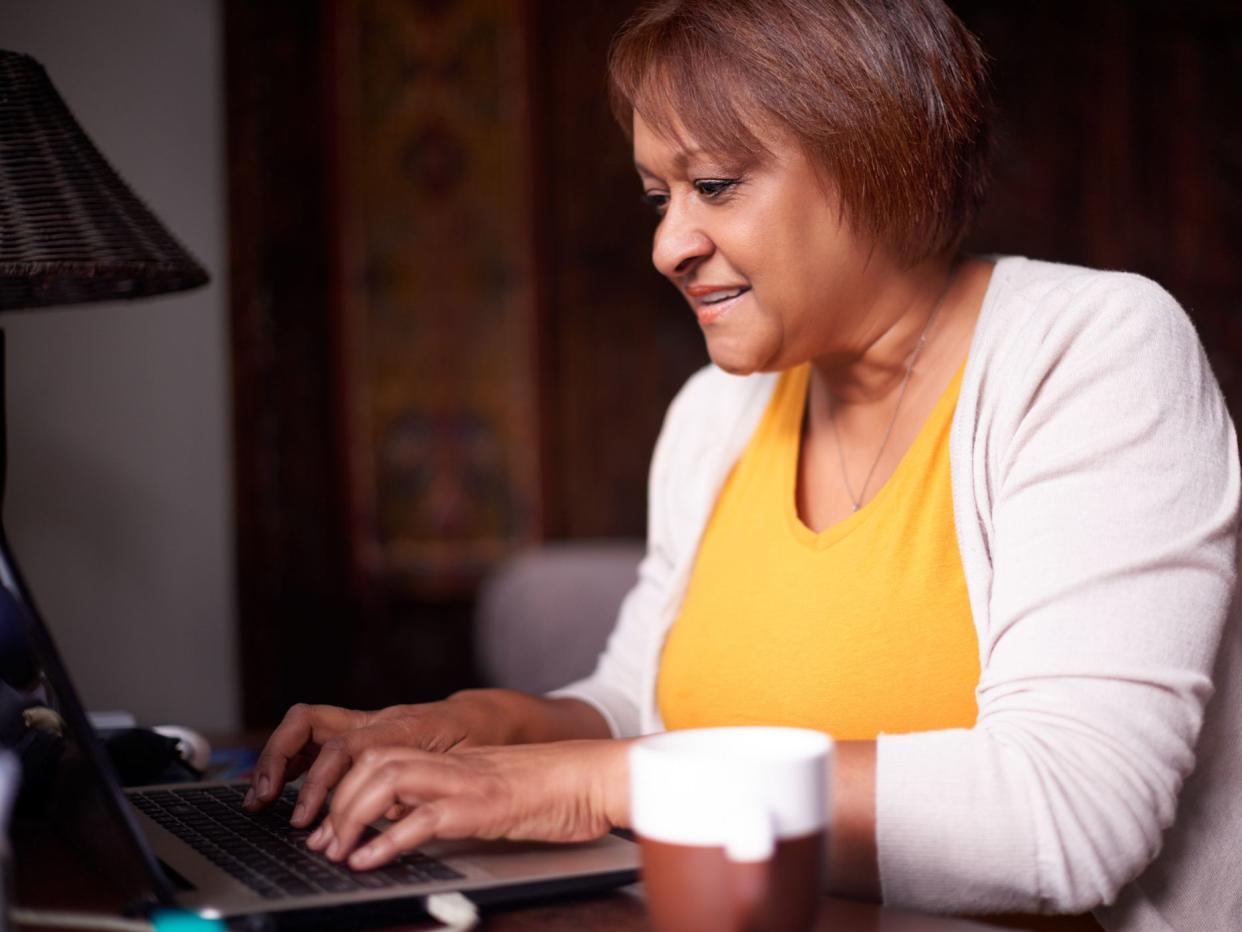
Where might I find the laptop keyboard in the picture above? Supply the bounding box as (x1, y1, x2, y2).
(129, 784, 463, 899)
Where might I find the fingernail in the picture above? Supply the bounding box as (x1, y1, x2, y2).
(308, 826, 323, 847)
(258, 775, 271, 799)
(292, 802, 306, 824)
(350, 847, 376, 869)
(326, 839, 340, 859)
(242, 788, 255, 808)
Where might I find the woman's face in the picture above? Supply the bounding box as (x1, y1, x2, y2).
(633, 111, 887, 375)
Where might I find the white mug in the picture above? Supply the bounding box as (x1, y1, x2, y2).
(630, 727, 833, 932)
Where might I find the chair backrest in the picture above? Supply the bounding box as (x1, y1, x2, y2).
(474, 541, 644, 695)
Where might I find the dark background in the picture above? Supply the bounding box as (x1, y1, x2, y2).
(224, 0, 1242, 728)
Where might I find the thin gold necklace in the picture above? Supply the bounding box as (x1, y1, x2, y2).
(828, 269, 956, 512)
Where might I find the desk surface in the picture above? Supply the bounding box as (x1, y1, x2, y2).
(13, 822, 1013, 932)
(477, 887, 1010, 931)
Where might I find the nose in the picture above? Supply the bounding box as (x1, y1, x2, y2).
(651, 202, 713, 279)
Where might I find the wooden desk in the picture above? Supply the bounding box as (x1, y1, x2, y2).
(13, 822, 1008, 932)
(477, 887, 1010, 931)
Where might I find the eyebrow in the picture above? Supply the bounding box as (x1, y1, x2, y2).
(633, 149, 708, 178)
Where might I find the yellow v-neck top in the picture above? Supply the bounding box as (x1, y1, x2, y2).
(657, 361, 979, 739)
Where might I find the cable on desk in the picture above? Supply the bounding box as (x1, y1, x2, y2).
(9, 908, 149, 931)
(9, 907, 224, 931)
(11, 895, 476, 932)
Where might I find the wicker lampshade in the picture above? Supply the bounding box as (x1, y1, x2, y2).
(0, 50, 209, 311)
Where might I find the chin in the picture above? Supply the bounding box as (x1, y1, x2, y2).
(704, 332, 779, 376)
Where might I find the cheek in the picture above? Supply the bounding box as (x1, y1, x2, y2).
(749, 237, 822, 333)
(723, 223, 797, 315)
(767, 213, 860, 320)
(743, 196, 829, 301)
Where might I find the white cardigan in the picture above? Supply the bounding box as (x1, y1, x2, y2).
(552, 257, 1242, 929)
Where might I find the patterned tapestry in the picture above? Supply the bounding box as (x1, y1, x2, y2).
(341, 0, 540, 594)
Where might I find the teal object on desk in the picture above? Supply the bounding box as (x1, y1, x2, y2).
(150, 910, 226, 932)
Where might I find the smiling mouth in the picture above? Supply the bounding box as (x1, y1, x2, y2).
(699, 286, 750, 305)
(692, 286, 750, 325)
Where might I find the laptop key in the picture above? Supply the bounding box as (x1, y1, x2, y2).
(302, 867, 342, 884)
(352, 872, 393, 890)
(425, 863, 463, 880)
(276, 879, 317, 896)
(313, 874, 359, 893)
(223, 863, 255, 881)
(237, 859, 276, 874)
(374, 862, 435, 884)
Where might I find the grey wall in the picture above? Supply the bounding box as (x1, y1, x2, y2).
(1, 0, 237, 730)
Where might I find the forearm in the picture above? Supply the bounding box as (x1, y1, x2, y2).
(827, 740, 878, 900)
(432, 700, 877, 893)
(446, 688, 612, 744)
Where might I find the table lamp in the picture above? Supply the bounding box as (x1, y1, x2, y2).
(0, 50, 209, 635)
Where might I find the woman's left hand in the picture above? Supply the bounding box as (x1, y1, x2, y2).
(307, 739, 631, 871)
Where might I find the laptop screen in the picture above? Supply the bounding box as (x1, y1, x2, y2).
(0, 578, 174, 912)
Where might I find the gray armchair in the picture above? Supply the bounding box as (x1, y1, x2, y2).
(474, 541, 645, 695)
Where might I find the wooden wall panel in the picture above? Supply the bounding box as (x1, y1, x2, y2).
(225, 0, 365, 725)
(954, 0, 1242, 408)
(531, 0, 708, 540)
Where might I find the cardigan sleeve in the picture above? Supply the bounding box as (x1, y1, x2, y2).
(876, 275, 1240, 914)
(546, 367, 715, 737)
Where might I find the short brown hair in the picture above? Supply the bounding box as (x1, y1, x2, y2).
(609, 0, 992, 264)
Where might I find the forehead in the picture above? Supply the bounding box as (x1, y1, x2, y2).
(632, 111, 700, 173)
(631, 108, 799, 179)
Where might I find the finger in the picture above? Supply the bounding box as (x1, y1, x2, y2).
(325, 762, 412, 861)
(260, 750, 317, 819)
(249, 703, 356, 809)
(351, 794, 490, 871)
(325, 746, 427, 832)
(292, 723, 419, 826)
(348, 803, 448, 870)
(247, 704, 314, 809)
(307, 819, 334, 853)
(326, 755, 450, 861)
(292, 735, 361, 827)
(283, 749, 316, 784)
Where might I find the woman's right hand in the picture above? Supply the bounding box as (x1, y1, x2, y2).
(244, 693, 516, 827)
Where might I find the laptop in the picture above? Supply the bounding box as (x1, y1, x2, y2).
(0, 581, 639, 925)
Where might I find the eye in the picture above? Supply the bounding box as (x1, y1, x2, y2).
(641, 191, 669, 214)
(694, 178, 739, 199)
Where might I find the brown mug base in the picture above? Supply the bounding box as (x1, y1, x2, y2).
(639, 830, 827, 932)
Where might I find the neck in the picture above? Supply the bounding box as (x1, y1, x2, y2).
(807, 254, 959, 414)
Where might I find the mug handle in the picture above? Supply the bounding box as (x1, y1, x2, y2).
(725, 806, 776, 927)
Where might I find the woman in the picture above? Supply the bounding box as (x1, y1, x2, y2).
(245, 2, 1241, 928)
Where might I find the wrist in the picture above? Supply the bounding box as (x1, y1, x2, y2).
(446, 688, 611, 745)
(444, 688, 527, 745)
(590, 738, 633, 829)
